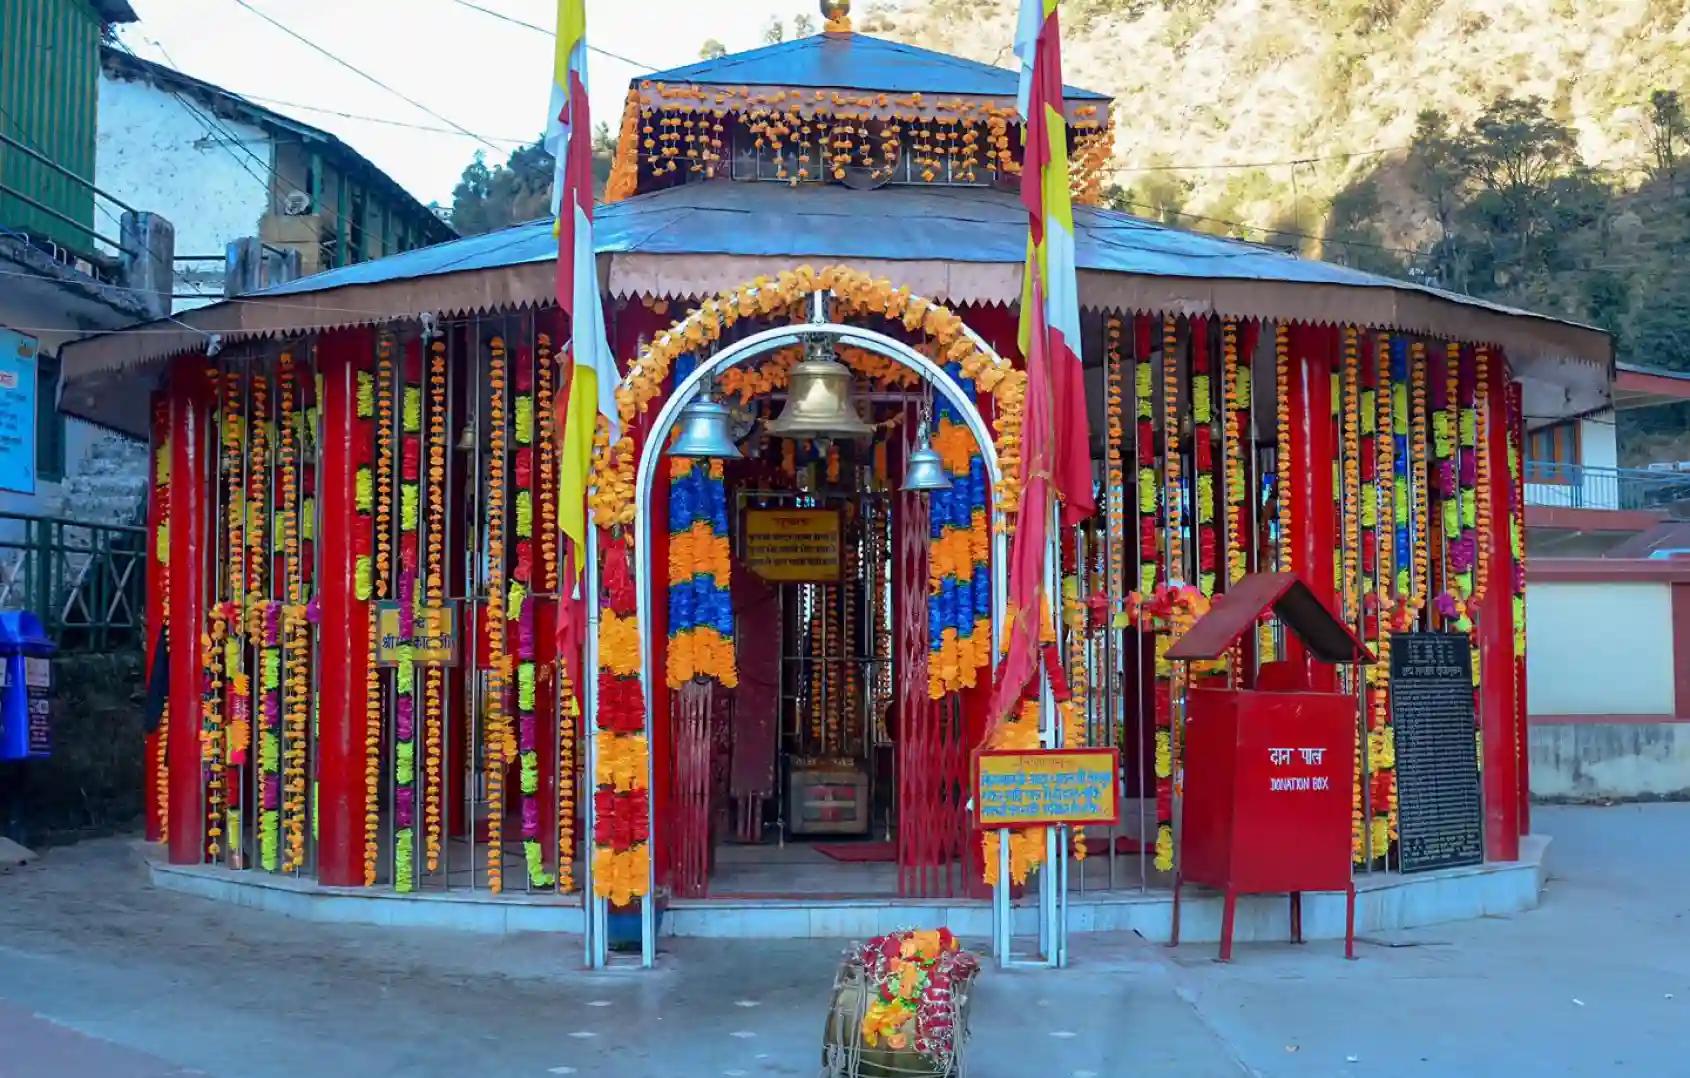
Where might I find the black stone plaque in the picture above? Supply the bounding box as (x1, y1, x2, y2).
(1390, 632, 1483, 872)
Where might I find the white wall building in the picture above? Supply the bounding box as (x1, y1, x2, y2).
(95, 48, 456, 308)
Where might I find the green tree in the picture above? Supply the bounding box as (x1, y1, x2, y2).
(794, 13, 817, 36)
(1403, 109, 1467, 290)
(1643, 89, 1687, 188)
(449, 127, 615, 236)
(699, 38, 728, 60)
(1630, 271, 1690, 371)
(763, 16, 786, 43)
(1455, 96, 1579, 266)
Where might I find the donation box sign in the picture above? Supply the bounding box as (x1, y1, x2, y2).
(1182, 688, 1356, 894)
(974, 747, 1121, 828)
(743, 508, 840, 582)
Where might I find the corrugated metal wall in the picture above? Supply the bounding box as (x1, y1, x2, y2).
(0, 0, 102, 256)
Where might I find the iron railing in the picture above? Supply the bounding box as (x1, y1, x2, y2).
(0, 512, 147, 651)
(1523, 461, 1690, 519)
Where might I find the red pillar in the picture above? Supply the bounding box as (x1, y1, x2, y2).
(144, 392, 167, 844)
(1478, 355, 1521, 860)
(166, 357, 210, 864)
(317, 330, 374, 885)
(1509, 379, 1531, 837)
(1285, 323, 1337, 689)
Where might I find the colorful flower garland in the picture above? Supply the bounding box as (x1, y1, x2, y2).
(203, 601, 227, 860)
(153, 401, 170, 840)
(594, 533, 651, 906)
(1191, 318, 1217, 597)
(926, 364, 990, 699)
(394, 344, 423, 893)
(537, 332, 573, 893)
(219, 368, 252, 870)
(1105, 318, 1127, 615)
(511, 347, 554, 889)
(485, 336, 511, 893)
(666, 455, 737, 689)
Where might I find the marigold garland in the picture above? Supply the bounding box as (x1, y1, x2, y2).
(424, 337, 448, 873)
(279, 352, 309, 872)
(485, 336, 510, 893)
(393, 342, 424, 893)
(594, 534, 650, 907)
(591, 265, 1025, 526)
(1105, 318, 1127, 617)
(1223, 321, 1250, 589)
(1162, 316, 1184, 584)
(353, 346, 380, 887)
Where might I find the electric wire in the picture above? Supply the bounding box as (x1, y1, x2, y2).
(229, 0, 506, 155)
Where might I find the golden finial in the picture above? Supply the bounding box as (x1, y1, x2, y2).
(821, 0, 851, 33)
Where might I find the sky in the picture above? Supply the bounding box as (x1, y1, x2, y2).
(115, 0, 808, 207)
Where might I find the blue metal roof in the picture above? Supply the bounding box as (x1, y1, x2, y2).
(255, 180, 1503, 309)
(643, 32, 1109, 102)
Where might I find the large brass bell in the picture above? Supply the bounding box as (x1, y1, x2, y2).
(766, 337, 873, 441)
(670, 380, 743, 459)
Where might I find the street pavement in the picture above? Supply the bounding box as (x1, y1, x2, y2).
(0, 803, 1684, 1077)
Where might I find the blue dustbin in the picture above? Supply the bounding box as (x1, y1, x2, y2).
(0, 611, 54, 760)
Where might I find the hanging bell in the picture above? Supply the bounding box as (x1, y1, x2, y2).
(767, 337, 874, 441)
(901, 420, 952, 492)
(669, 385, 743, 459)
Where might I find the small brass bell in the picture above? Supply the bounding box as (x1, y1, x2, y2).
(902, 412, 951, 492)
(766, 337, 873, 441)
(670, 380, 742, 459)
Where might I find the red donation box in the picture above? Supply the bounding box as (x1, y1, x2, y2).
(1164, 572, 1374, 962)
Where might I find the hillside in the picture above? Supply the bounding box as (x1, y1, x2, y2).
(869, 0, 1690, 458)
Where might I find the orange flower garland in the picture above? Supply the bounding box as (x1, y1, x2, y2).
(1275, 324, 1292, 574)
(424, 338, 448, 873)
(279, 352, 309, 872)
(1105, 318, 1126, 611)
(485, 336, 511, 893)
(1473, 346, 1492, 604)
(219, 368, 250, 866)
(591, 265, 1025, 524)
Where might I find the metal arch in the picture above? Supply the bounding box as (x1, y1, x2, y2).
(581, 312, 1018, 969)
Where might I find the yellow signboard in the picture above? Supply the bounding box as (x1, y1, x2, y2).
(375, 602, 458, 666)
(974, 748, 1121, 827)
(743, 508, 841, 582)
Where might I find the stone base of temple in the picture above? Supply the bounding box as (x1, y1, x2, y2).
(142, 836, 1547, 944)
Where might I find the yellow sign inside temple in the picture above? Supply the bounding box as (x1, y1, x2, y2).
(375, 602, 458, 666)
(744, 508, 841, 582)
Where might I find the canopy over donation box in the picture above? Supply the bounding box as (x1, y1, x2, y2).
(1165, 572, 1373, 961)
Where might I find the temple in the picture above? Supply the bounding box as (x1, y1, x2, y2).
(61, 11, 1607, 965)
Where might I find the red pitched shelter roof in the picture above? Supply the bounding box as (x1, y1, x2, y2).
(1164, 572, 1374, 664)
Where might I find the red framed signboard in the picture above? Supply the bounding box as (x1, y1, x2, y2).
(973, 747, 1121, 828)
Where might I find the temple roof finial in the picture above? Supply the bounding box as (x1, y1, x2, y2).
(822, 0, 851, 33)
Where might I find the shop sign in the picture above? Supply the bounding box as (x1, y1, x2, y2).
(974, 747, 1121, 827)
(375, 601, 459, 666)
(743, 508, 841, 582)
(0, 329, 38, 495)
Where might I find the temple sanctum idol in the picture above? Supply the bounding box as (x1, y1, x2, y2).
(60, 4, 1607, 966)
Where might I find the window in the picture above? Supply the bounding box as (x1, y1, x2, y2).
(1527, 421, 1579, 484)
(36, 352, 65, 483)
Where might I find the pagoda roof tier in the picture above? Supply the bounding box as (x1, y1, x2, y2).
(59, 182, 1609, 438)
(641, 31, 1109, 114)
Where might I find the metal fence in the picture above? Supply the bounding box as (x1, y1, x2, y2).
(0, 512, 147, 651)
(1523, 461, 1690, 519)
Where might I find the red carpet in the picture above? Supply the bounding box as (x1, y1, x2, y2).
(814, 841, 897, 863)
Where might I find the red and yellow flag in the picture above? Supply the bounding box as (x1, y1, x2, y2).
(993, 0, 1094, 725)
(549, 0, 620, 583)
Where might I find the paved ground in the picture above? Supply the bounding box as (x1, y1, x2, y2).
(0, 804, 1685, 1077)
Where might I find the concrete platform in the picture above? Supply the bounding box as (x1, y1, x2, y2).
(145, 834, 1548, 944)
